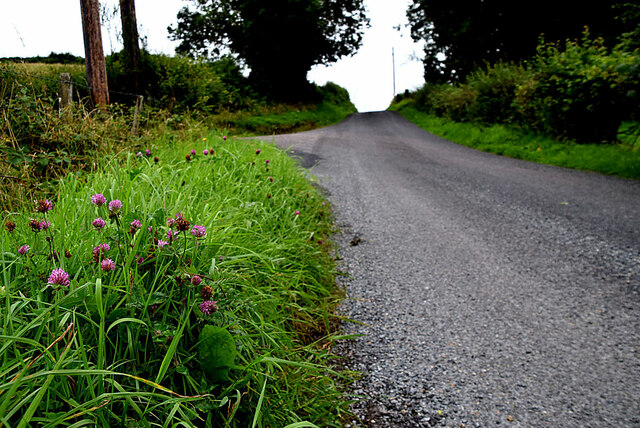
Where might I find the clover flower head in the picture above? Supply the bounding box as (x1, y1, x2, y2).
(166, 218, 176, 228)
(157, 240, 168, 249)
(137, 151, 142, 157)
(92, 217, 106, 229)
(93, 243, 110, 257)
(100, 258, 116, 271)
(108, 199, 122, 213)
(36, 199, 53, 213)
(29, 219, 41, 232)
(222, 136, 227, 141)
(47, 268, 70, 287)
(5, 221, 16, 233)
(200, 285, 214, 300)
(18, 245, 30, 255)
(265, 159, 270, 164)
(256, 149, 261, 155)
(191, 225, 206, 238)
(203, 149, 209, 156)
(91, 193, 107, 206)
(167, 230, 179, 240)
(39, 220, 51, 231)
(191, 275, 202, 286)
(145, 149, 151, 156)
(200, 300, 218, 315)
(294, 211, 300, 216)
(190, 149, 196, 156)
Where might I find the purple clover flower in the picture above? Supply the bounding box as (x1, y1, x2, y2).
(130, 219, 141, 229)
(157, 239, 169, 249)
(256, 149, 261, 155)
(191, 275, 202, 286)
(137, 151, 142, 157)
(167, 230, 179, 240)
(18, 245, 30, 255)
(108, 199, 122, 213)
(47, 268, 70, 287)
(191, 225, 206, 238)
(145, 149, 151, 156)
(222, 136, 227, 141)
(203, 149, 209, 156)
(39, 220, 51, 231)
(93, 243, 110, 256)
(190, 149, 196, 156)
(101, 258, 116, 271)
(294, 210, 300, 216)
(200, 300, 218, 315)
(91, 194, 107, 206)
(36, 199, 53, 213)
(92, 217, 106, 229)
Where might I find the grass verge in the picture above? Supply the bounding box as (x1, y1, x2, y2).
(1, 132, 353, 426)
(391, 101, 640, 180)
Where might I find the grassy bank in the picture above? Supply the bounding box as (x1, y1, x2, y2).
(391, 101, 640, 180)
(1, 132, 353, 426)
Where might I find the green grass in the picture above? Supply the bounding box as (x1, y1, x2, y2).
(391, 101, 640, 180)
(212, 100, 356, 136)
(0, 131, 354, 426)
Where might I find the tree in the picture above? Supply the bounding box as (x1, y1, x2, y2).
(407, 0, 626, 83)
(119, 0, 141, 92)
(169, 0, 369, 100)
(80, 0, 109, 109)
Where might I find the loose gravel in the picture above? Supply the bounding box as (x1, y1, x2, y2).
(260, 112, 640, 427)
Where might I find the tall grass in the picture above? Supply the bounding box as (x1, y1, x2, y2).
(1, 133, 352, 426)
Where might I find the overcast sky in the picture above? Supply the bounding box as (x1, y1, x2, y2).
(0, 0, 424, 112)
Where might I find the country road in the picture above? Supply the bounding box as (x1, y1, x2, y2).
(257, 111, 640, 427)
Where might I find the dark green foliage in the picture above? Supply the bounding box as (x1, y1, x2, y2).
(519, 34, 640, 142)
(198, 325, 236, 383)
(169, 0, 369, 100)
(407, 0, 627, 82)
(106, 52, 254, 112)
(401, 30, 640, 144)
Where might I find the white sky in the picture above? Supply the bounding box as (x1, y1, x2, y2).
(0, 0, 424, 112)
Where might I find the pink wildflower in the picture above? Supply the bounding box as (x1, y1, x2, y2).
(108, 200, 122, 213)
(91, 194, 107, 206)
(191, 225, 206, 238)
(200, 300, 218, 315)
(191, 275, 202, 286)
(157, 239, 169, 249)
(203, 149, 209, 156)
(39, 220, 51, 231)
(92, 217, 106, 229)
(101, 258, 116, 271)
(18, 245, 30, 255)
(47, 268, 70, 287)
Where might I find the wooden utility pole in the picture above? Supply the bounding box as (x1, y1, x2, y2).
(80, 0, 109, 110)
(119, 0, 141, 93)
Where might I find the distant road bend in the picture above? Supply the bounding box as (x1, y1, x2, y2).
(258, 111, 640, 427)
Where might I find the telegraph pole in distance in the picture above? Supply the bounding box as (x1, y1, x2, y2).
(392, 47, 396, 97)
(80, 0, 109, 110)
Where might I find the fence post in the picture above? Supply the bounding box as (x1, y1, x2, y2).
(131, 95, 144, 135)
(59, 73, 73, 110)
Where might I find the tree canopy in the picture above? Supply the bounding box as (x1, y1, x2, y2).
(169, 0, 368, 100)
(407, 0, 629, 83)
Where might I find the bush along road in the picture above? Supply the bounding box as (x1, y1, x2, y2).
(263, 111, 640, 427)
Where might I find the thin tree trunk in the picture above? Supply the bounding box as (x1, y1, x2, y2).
(80, 0, 109, 110)
(119, 0, 141, 93)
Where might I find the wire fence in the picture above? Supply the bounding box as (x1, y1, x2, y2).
(1, 67, 142, 101)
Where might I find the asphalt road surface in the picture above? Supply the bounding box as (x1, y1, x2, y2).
(257, 111, 640, 427)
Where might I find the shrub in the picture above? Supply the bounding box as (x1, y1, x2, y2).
(521, 31, 640, 143)
(466, 62, 529, 124)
